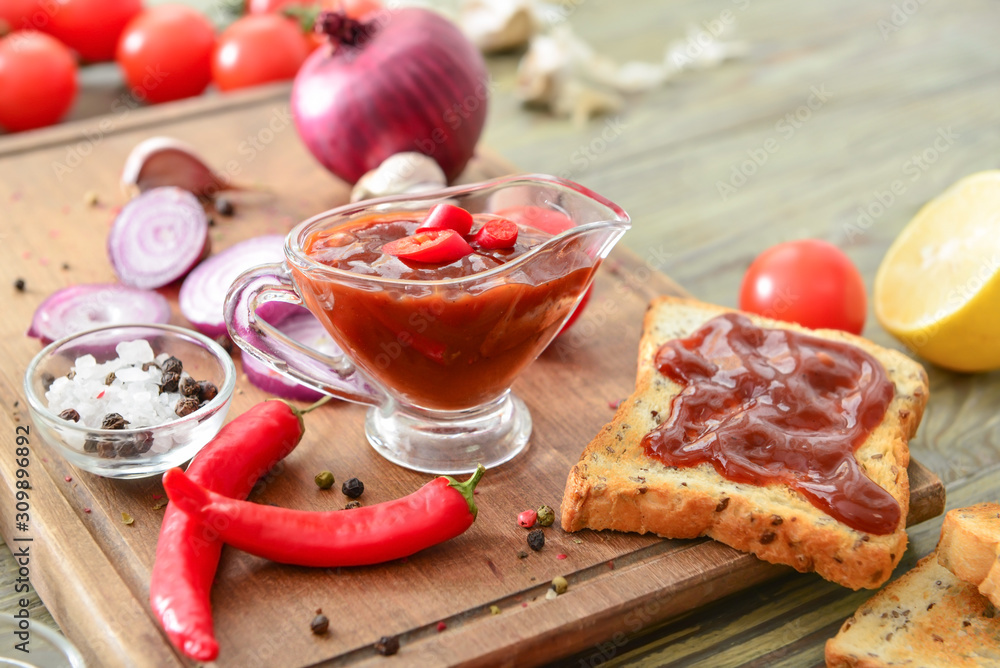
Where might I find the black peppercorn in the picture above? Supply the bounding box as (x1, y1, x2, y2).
(374, 635, 400, 656)
(179, 376, 200, 397)
(175, 397, 200, 417)
(96, 441, 116, 459)
(344, 500, 362, 510)
(160, 371, 180, 393)
(83, 438, 98, 453)
(215, 195, 235, 217)
(134, 431, 154, 454)
(59, 408, 80, 422)
(198, 381, 218, 402)
(162, 356, 183, 375)
(101, 413, 129, 430)
(527, 528, 545, 551)
(116, 439, 139, 458)
(13, 278, 25, 292)
(310, 610, 329, 635)
(342, 478, 364, 499)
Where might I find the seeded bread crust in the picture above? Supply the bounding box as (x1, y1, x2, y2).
(560, 296, 928, 590)
(825, 553, 1000, 668)
(937, 503, 1000, 606)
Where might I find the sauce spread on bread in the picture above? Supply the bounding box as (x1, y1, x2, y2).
(642, 313, 898, 535)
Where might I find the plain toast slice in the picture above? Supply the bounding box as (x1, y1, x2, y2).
(561, 297, 928, 590)
(938, 502, 1000, 606)
(825, 553, 1000, 667)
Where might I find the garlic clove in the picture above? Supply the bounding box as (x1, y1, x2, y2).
(121, 137, 234, 199)
(350, 152, 448, 203)
(460, 0, 539, 53)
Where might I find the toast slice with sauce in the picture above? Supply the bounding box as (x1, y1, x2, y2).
(938, 503, 1000, 606)
(824, 552, 1000, 667)
(560, 297, 928, 590)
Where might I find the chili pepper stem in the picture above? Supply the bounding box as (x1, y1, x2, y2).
(299, 396, 333, 415)
(443, 464, 486, 519)
(268, 396, 332, 437)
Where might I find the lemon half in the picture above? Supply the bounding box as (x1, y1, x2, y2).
(874, 171, 1000, 372)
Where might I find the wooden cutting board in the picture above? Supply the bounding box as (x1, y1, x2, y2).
(0, 86, 944, 668)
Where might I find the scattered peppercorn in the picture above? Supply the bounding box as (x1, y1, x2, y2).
(310, 610, 330, 635)
(207, 217, 216, 227)
(315, 471, 335, 490)
(551, 576, 568, 595)
(102, 413, 129, 430)
(83, 190, 100, 207)
(518, 509, 537, 528)
(13, 278, 25, 292)
(105, 372, 117, 386)
(198, 381, 218, 402)
(344, 500, 362, 510)
(517, 550, 529, 559)
(436, 621, 447, 632)
(58, 408, 80, 422)
(342, 477, 364, 499)
(175, 397, 200, 417)
(536, 505, 555, 527)
(179, 376, 200, 397)
(490, 605, 501, 615)
(160, 371, 181, 393)
(527, 529, 545, 551)
(61, 263, 70, 271)
(215, 196, 235, 217)
(162, 356, 183, 375)
(374, 635, 399, 656)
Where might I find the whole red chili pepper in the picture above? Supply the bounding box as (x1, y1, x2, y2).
(149, 399, 322, 661)
(161, 464, 486, 567)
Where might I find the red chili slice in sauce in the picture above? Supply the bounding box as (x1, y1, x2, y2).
(381, 229, 474, 264)
(473, 217, 518, 249)
(642, 313, 897, 535)
(416, 203, 474, 236)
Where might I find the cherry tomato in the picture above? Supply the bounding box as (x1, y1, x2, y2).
(116, 6, 215, 104)
(0, 0, 35, 34)
(38, 0, 142, 63)
(417, 203, 474, 236)
(0, 31, 77, 132)
(213, 15, 309, 92)
(473, 217, 518, 249)
(495, 205, 574, 235)
(382, 230, 474, 264)
(739, 239, 867, 334)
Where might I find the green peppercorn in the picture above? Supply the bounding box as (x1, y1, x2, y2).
(310, 610, 329, 635)
(315, 471, 335, 490)
(536, 505, 555, 527)
(342, 477, 364, 498)
(551, 576, 568, 595)
(527, 528, 545, 551)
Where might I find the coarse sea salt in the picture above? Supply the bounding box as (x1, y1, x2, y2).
(45, 342, 192, 429)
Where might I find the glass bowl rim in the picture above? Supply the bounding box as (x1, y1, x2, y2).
(23, 323, 237, 437)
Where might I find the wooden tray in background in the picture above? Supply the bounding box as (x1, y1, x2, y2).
(0, 86, 945, 668)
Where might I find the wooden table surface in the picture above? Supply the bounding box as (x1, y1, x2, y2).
(3, 0, 1000, 665)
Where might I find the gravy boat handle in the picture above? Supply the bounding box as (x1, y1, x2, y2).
(224, 262, 387, 407)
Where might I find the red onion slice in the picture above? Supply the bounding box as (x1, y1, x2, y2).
(108, 187, 210, 290)
(27, 283, 171, 344)
(242, 308, 343, 401)
(179, 235, 287, 338)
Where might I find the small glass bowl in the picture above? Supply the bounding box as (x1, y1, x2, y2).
(24, 324, 235, 479)
(0, 615, 85, 667)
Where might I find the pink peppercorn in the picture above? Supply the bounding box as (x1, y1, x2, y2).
(436, 622, 447, 632)
(518, 510, 537, 528)
(556, 554, 568, 560)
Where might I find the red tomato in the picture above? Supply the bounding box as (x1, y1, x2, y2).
(382, 230, 473, 264)
(417, 203, 473, 236)
(739, 239, 867, 334)
(0, 0, 36, 33)
(116, 6, 215, 104)
(0, 31, 77, 132)
(473, 218, 518, 249)
(213, 15, 309, 92)
(39, 0, 142, 63)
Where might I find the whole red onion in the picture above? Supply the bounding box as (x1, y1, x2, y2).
(291, 8, 489, 184)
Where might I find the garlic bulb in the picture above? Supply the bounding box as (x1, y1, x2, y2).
(350, 153, 448, 203)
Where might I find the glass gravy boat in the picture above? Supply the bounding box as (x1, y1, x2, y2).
(225, 175, 630, 474)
